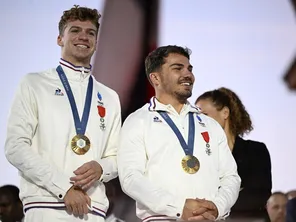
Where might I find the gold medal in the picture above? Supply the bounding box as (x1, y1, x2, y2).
(181, 155, 200, 174)
(71, 134, 91, 155)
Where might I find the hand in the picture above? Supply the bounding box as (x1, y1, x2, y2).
(188, 211, 215, 221)
(181, 199, 208, 220)
(188, 199, 218, 221)
(64, 186, 91, 217)
(70, 161, 103, 190)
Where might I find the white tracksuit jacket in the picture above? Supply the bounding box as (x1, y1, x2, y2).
(118, 97, 241, 221)
(5, 59, 121, 219)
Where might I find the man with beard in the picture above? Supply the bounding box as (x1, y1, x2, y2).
(117, 45, 241, 222)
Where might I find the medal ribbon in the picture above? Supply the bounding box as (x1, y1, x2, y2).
(157, 111, 195, 156)
(56, 65, 93, 135)
(201, 132, 210, 143)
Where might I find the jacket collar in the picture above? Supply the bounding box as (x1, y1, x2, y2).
(148, 96, 200, 115)
(58, 58, 91, 81)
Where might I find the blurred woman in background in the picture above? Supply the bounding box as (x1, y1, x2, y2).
(195, 87, 272, 221)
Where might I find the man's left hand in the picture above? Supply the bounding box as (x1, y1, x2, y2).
(70, 161, 103, 190)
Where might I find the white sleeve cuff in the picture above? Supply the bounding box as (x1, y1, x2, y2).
(212, 199, 229, 220)
(165, 199, 185, 219)
(51, 170, 73, 200)
(96, 157, 117, 183)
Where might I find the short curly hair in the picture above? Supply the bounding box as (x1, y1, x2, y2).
(58, 5, 101, 35)
(195, 87, 253, 137)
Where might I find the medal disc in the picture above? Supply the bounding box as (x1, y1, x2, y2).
(71, 134, 91, 155)
(181, 155, 200, 174)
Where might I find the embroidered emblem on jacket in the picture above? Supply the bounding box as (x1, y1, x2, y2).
(97, 92, 106, 131)
(55, 88, 64, 96)
(153, 116, 162, 123)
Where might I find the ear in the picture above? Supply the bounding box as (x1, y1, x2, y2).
(149, 72, 161, 86)
(57, 35, 63, 47)
(221, 106, 230, 120)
